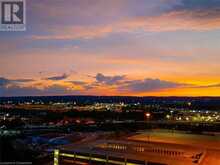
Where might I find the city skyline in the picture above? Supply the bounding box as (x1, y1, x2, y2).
(1, 0, 220, 96)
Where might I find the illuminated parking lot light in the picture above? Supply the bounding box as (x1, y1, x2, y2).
(166, 114, 171, 119)
(145, 112, 151, 118)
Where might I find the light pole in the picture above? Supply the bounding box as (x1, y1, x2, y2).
(145, 112, 151, 143)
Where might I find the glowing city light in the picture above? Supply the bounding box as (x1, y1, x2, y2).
(145, 113, 151, 118)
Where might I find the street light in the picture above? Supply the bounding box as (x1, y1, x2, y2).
(145, 112, 151, 118)
(144, 112, 151, 143)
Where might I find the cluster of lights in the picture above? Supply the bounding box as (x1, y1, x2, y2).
(165, 109, 220, 122)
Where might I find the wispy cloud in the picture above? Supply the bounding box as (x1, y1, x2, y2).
(192, 83, 220, 88)
(31, 0, 220, 40)
(45, 73, 69, 81)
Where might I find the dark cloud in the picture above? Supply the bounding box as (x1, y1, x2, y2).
(68, 81, 87, 86)
(171, 0, 220, 19)
(95, 73, 125, 85)
(0, 77, 34, 87)
(175, 0, 220, 10)
(0, 84, 80, 97)
(119, 78, 185, 92)
(68, 80, 94, 90)
(93, 73, 187, 93)
(43, 84, 79, 95)
(45, 73, 69, 81)
(193, 83, 220, 88)
(0, 77, 37, 96)
(11, 79, 34, 83)
(0, 85, 42, 97)
(69, 74, 188, 93)
(68, 81, 96, 91)
(0, 77, 10, 87)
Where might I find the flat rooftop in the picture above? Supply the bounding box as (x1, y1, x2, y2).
(128, 130, 220, 165)
(128, 130, 220, 150)
(58, 136, 207, 165)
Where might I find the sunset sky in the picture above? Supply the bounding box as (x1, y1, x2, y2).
(1, 0, 220, 96)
